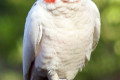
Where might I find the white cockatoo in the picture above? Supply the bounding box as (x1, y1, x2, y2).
(23, 0, 100, 80)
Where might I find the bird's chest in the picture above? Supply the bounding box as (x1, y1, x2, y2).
(40, 26, 93, 58)
(35, 8, 94, 70)
(35, 22, 94, 75)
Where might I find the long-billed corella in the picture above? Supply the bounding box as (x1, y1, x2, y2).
(23, 0, 101, 80)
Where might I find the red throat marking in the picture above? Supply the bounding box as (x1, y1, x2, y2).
(44, 0, 55, 3)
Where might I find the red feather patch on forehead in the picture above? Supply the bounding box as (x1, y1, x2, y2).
(45, 0, 55, 3)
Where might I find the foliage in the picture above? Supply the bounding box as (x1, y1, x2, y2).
(0, 0, 120, 80)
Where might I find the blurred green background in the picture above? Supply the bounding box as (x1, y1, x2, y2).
(0, 0, 120, 80)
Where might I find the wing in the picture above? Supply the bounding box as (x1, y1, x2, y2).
(92, 2, 101, 51)
(85, 1, 100, 61)
(92, 16, 100, 51)
(23, 3, 42, 80)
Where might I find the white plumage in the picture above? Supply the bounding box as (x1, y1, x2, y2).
(23, 0, 100, 80)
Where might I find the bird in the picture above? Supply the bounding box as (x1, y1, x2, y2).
(23, 0, 100, 80)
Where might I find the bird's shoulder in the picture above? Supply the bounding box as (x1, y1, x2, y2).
(87, 0, 100, 18)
